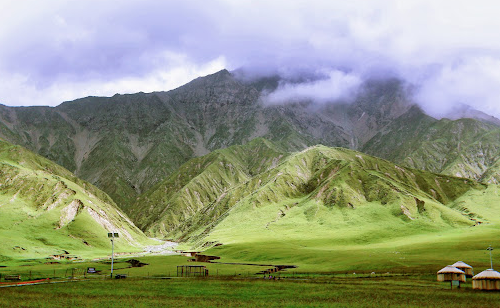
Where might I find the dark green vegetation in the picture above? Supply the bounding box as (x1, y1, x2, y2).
(1, 276, 500, 308)
(363, 106, 500, 183)
(0, 138, 151, 261)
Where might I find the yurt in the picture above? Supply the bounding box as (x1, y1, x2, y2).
(472, 269, 500, 290)
(452, 261, 474, 277)
(437, 266, 466, 283)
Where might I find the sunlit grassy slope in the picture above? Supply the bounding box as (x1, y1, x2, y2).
(0, 138, 153, 262)
(203, 189, 500, 271)
(134, 139, 500, 270)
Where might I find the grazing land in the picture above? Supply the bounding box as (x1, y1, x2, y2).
(1, 275, 500, 308)
(2, 245, 500, 308)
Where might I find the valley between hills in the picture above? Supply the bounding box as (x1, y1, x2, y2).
(1, 70, 500, 273)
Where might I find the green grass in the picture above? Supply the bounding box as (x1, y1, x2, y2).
(1, 276, 500, 307)
(125, 143, 500, 277)
(196, 186, 500, 273)
(2, 137, 500, 302)
(0, 254, 276, 280)
(0, 138, 153, 261)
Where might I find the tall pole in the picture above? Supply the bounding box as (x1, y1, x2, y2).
(108, 232, 119, 279)
(111, 237, 114, 279)
(487, 246, 494, 269)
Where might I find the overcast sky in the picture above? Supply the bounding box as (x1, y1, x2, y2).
(1, 0, 500, 118)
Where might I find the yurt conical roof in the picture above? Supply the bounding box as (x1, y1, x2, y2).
(452, 261, 472, 269)
(437, 266, 465, 274)
(472, 269, 500, 280)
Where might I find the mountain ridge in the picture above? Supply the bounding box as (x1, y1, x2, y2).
(131, 139, 488, 244)
(1, 69, 500, 217)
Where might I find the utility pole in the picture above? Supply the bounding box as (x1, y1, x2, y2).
(108, 233, 119, 278)
(487, 245, 494, 269)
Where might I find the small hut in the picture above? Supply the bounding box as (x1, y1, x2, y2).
(176, 265, 208, 277)
(472, 269, 500, 291)
(437, 266, 466, 288)
(452, 261, 474, 277)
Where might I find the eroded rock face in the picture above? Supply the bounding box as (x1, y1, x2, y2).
(57, 199, 83, 229)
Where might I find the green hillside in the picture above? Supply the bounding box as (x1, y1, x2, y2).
(132, 138, 289, 236)
(129, 140, 500, 270)
(363, 107, 500, 183)
(1, 70, 500, 271)
(0, 138, 152, 263)
(134, 140, 490, 238)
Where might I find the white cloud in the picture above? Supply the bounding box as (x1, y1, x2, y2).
(264, 70, 362, 105)
(0, 56, 226, 106)
(2, 0, 500, 116)
(415, 56, 500, 118)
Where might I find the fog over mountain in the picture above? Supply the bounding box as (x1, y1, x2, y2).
(1, 1, 500, 119)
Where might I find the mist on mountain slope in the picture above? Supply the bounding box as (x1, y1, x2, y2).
(233, 65, 500, 124)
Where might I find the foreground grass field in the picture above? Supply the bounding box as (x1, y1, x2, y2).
(1, 276, 499, 307)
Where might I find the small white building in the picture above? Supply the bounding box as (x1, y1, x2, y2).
(472, 269, 500, 291)
(451, 261, 474, 277)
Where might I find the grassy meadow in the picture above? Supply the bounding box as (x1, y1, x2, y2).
(1, 276, 500, 307)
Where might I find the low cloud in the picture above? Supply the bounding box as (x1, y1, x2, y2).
(264, 70, 362, 105)
(413, 56, 500, 118)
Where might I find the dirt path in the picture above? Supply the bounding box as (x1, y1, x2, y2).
(142, 240, 178, 255)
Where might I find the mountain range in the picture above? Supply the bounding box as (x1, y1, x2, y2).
(1, 69, 500, 258)
(2, 70, 500, 212)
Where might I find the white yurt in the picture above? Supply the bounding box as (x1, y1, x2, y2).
(451, 261, 474, 277)
(472, 269, 500, 291)
(437, 266, 466, 283)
